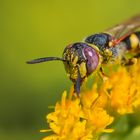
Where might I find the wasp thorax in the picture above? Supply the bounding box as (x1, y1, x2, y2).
(62, 42, 100, 83)
(85, 33, 112, 51)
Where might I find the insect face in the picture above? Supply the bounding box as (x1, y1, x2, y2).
(63, 42, 100, 84)
(26, 42, 100, 95)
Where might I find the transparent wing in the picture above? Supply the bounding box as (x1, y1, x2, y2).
(105, 14, 140, 39)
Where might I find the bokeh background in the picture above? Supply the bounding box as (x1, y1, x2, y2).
(0, 0, 140, 140)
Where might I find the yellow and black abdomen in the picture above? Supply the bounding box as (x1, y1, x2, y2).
(123, 31, 140, 52)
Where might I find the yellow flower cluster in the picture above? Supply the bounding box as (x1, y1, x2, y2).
(104, 60, 140, 114)
(41, 60, 140, 140)
(42, 89, 113, 140)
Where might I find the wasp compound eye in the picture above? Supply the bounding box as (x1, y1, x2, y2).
(83, 46, 99, 75)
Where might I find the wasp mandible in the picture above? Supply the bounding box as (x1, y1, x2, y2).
(27, 14, 140, 96)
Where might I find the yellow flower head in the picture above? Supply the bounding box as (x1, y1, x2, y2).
(104, 61, 140, 114)
(42, 89, 114, 140)
(80, 84, 114, 135)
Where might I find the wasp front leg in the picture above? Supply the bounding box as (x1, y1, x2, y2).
(99, 67, 108, 82)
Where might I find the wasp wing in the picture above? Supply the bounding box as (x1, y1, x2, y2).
(105, 14, 140, 39)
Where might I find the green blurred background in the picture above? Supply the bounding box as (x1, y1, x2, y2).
(0, 0, 140, 140)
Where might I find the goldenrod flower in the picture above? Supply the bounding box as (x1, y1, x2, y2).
(42, 90, 114, 140)
(104, 61, 140, 114)
(41, 61, 140, 140)
(81, 85, 114, 135)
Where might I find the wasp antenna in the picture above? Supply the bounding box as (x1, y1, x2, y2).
(26, 57, 65, 64)
(74, 66, 81, 97)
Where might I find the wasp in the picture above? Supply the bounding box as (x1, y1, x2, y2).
(27, 14, 140, 96)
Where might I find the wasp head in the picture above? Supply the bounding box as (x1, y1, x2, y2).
(26, 42, 100, 95)
(63, 42, 100, 84)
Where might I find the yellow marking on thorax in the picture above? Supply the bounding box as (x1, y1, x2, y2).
(90, 44, 100, 52)
(130, 34, 139, 50)
(79, 62, 87, 78)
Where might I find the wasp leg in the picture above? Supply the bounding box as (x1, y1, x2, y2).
(99, 67, 108, 82)
(120, 57, 127, 65)
(134, 53, 140, 58)
(122, 57, 138, 66)
(125, 53, 140, 65)
(74, 66, 81, 97)
(120, 55, 137, 66)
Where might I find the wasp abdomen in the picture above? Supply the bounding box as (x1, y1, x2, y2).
(123, 31, 140, 51)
